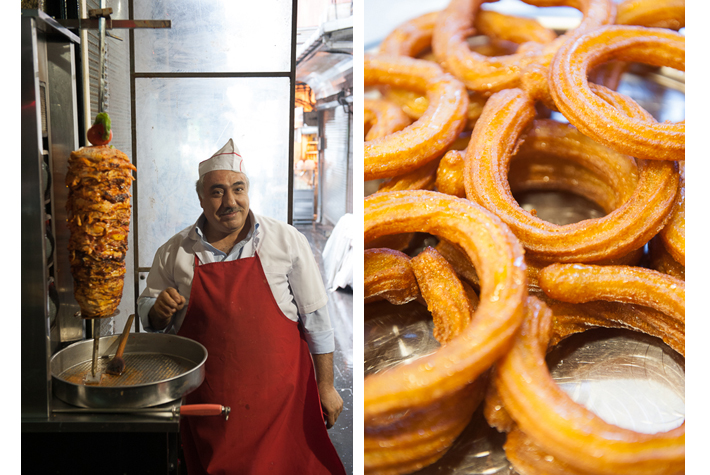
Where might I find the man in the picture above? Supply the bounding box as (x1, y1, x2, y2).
(137, 139, 345, 474)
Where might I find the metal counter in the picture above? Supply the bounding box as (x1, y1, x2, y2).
(22, 398, 182, 433)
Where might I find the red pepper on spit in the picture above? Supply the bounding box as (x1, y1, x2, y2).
(87, 112, 113, 146)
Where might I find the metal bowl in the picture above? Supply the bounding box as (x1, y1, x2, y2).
(50, 333, 207, 409)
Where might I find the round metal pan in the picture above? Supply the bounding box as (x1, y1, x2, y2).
(50, 333, 207, 409)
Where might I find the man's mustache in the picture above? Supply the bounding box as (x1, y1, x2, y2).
(219, 207, 243, 216)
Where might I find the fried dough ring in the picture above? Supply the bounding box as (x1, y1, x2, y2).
(494, 266, 684, 475)
(377, 158, 440, 193)
(437, 118, 640, 208)
(379, 9, 554, 126)
(616, 0, 685, 30)
(365, 246, 482, 473)
(486, 288, 685, 437)
(364, 190, 526, 472)
(364, 55, 468, 181)
(649, 235, 685, 281)
(365, 375, 488, 475)
(435, 150, 467, 198)
(363, 247, 479, 334)
(382, 88, 488, 128)
(432, 0, 614, 94)
(379, 11, 440, 58)
(364, 190, 526, 414)
(549, 25, 685, 161)
(364, 249, 420, 305)
(435, 117, 645, 284)
(435, 234, 643, 291)
(539, 263, 684, 319)
(364, 98, 412, 142)
(464, 88, 679, 263)
(380, 10, 555, 58)
(410, 246, 474, 344)
(660, 161, 685, 265)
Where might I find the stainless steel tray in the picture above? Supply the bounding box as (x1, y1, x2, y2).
(50, 333, 207, 409)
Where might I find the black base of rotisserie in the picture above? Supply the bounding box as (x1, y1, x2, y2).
(21, 431, 183, 474)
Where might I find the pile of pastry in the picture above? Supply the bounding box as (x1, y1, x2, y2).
(364, 0, 685, 474)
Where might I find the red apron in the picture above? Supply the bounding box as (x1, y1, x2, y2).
(178, 252, 345, 475)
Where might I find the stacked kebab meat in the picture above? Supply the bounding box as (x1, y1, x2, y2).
(66, 114, 136, 319)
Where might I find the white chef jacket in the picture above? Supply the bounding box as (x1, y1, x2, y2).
(137, 211, 334, 354)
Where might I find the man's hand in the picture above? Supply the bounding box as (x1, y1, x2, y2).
(318, 382, 344, 429)
(312, 352, 343, 429)
(149, 287, 186, 330)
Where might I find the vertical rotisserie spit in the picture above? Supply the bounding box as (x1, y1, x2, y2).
(66, 114, 136, 382)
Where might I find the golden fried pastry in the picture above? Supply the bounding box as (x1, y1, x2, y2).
(379, 8, 555, 127)
(364, 248, 420, 305)
(464, 88, 678, 263)
(377, 158, 440, 193)
(365, 55, 468, 181)
(364, 190, 527, 474)
(432, 0, 614, 94)
(659, 161, 685, 265)
(649, 235, 685, 280)
(616, 0, 685, 30)
(410, 246, 474, 344)
(493, 286, 684, 475)
(549, 25, 685, 161)
(365, 98, 412, 142)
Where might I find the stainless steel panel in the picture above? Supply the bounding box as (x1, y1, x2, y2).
(345, 109, 353, 215)
(133, 0, 293, 73)
(22, 10, 83, 420)
(320, 105, 351, 225)
(293, 188, 315, 223)
(22, 14, 52, 420)
(46, 40, 82, 344)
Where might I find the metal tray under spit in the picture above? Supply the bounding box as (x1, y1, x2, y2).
(51, 333, 207, 409)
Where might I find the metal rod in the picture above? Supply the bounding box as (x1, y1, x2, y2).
(91, 319, 100, 377)
(133, 71, 292, 79)
(54, 407, 177, 415)
(129, 0, 140, 331)
(98, 0, 106, 114)
(287, 0, 298, 225)
(56, 19, 172, 29)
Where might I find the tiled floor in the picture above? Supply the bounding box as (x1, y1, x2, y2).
(296, 222, 354, 475)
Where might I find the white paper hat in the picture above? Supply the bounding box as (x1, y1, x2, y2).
(198, 139, 245, 178)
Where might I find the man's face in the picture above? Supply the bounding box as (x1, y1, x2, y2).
(199, 170, 250, 239)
